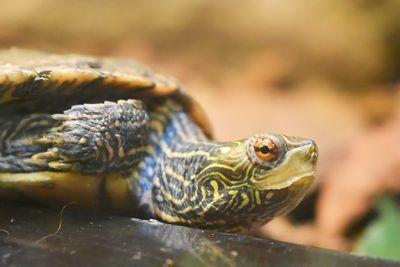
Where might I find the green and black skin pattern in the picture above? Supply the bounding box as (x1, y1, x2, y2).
(0, 49, 318, 231)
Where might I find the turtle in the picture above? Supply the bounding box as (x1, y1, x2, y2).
(0, 48, 318, 231)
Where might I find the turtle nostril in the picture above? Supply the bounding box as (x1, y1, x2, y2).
(310, 149, 318, 167)
(307, 140, 318, 154)
(304, 140, 318, 166)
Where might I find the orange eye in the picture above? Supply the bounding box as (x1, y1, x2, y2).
(253, 138, 278, 162)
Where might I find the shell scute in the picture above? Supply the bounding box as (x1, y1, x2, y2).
(0, 48, 212, 137)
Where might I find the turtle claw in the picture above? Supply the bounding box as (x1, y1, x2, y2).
(31, 149, 60, 161)
(48, 161, 80, 171)
(32, 148, 82, 172)
(31, 148, 76, 171)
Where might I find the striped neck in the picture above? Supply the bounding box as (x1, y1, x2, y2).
(133, 100, 217, 218)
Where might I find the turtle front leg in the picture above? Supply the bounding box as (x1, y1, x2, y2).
(33, 99, 149, 173)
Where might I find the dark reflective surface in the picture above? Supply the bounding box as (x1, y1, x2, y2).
(0, 202, 399, 267)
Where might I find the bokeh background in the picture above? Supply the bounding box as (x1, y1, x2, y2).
(1, 0, 400, 261)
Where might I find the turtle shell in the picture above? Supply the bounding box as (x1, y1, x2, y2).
(0, 48, 212, 138)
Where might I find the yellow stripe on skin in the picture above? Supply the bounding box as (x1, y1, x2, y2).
(161, 142, 214, 159)
(238, 193, 250, 209)
(197, 197, 221, 216)
(198, 172, 231, 185)
(156, 103, 182, 114)
(196, 158, 248, 175)
(155, 207, 190, 224)
(255, 190, 261, 205)
(175, 203, 199, 214)
(144, 146, 156, 155)
(150, 112, 169, 122)
(160, 185, 188, 206)
(189, 187, 199, 202)
(221, 190, 238, 213)
(127, 146, 150, 156)
(165, 166, 190, 186)
(210, 180, 220, 199)
(150, 120, 164, 136)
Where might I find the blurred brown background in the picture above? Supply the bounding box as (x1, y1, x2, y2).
(1, 0, 400, 255)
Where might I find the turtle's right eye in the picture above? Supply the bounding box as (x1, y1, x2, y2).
(253, 138, 278, 162)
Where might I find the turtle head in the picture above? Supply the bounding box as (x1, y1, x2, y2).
(191, 133, 318, 230)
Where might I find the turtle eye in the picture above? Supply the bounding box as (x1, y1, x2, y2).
(253, 138, 278, 162)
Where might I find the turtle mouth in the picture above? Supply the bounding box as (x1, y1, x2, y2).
(253, 171, 315, 191)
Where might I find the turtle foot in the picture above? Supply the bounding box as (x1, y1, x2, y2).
(32, 100, 149, 173)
